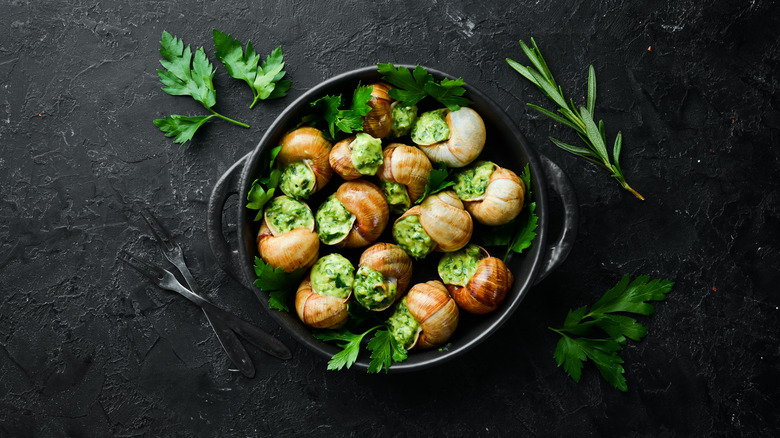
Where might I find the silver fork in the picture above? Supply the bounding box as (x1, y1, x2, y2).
(138, 209, 255, 378)
(118, 250, 292, 361)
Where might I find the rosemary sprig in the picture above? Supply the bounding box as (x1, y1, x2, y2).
(506, 38, 644, 200)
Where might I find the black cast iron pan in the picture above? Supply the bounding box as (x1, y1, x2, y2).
(206, 65, 578, 372)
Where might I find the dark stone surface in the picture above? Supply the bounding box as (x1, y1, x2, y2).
(1, 0, 778, 436)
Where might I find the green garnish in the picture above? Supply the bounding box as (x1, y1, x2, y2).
(367, 329, 408, 374)
(313, 326, 381, 371)
(306, 84, 373, 139)
(416, 161, 455, 204)
(377, 63, 472, 111)
(314, 324, 408, 373)
(253, 256, 306, 312)
(549, 275, 674, 392)
(507, 38, 643, 200)
(153, 30, 249, 145)
(246, 145, 282, 220)
(481, 163, 538, 261)
(212, 29, 290, 108)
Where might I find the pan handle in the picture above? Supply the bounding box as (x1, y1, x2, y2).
(534, 155, 579, 284)
(207, 153, 254, 290)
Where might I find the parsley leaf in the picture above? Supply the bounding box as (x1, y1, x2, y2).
(154, 30, 249, 145)
(212, 29, 290, 108)
(253, 256, 306, 312)
(377, 63, 430, 106)
(378, 63, 472, 110)
(508, 202, 537, 255)
(549, 275, 674, 391)
(344, 301, 380, 331)
(153, 114, 215, 145)
(416, 161, 455, 204)
(246, 146, 282, 220)
(314, 326, 381, 371)
(367, 329, 408, 373)
(308, 84, 373, 139)
(424, 77, 472, 111)
(158, 31, 216, 107)
(315, 325, 409, 373)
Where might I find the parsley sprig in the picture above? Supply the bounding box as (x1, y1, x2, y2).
(481, 164, 539, 261)
(314, 325, 408, 373)
(305, 84, 373, 139)
(506, 38, 644, 200)
(377, 63, 472, 111)
(154, 30, 250, 145)
(212, 29, 290, 108)
(246, 145, 282, 221)
(549, 275, 674, 391)
(416, 161, 455, 204)
(253, 257, 306, 312)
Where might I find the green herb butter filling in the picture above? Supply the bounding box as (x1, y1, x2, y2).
(310, 253, 355, 299)
(279, 161, 316, 199)
(388, 297, 421, 350)
(264, 196, 314, 234)
(315, 196, 355, 245)
(438, 244, 485, 287)
(350, 133, 383, 175)
(393, 214, 436, 259)
(391, 104, 418, 138)
(380, 180, 411, 214)
(453, 161, 495, 201)
(353, 265, 398, 310)
(411, 108, 450, 145)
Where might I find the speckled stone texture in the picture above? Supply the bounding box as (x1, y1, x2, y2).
(1, 0, 778, 436)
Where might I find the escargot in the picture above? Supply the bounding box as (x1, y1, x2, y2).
(294, 253, 355, 329)
(315, 179, 390, 248)
(437, 244, 514, 314)
(411, 106, 486, 168)
(256, 196, 319, 273)
(276, 126, 333, 199)
(388, 280, 459, 350)
(353, 243, 413, 311)
(377, 143, 432, 213)
(362, 82, 394, 138)
(452, 161, 525, 226)
(392, 190, 473, 259)
(329, 133, 384, 180)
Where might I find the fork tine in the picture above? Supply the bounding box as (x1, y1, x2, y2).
(118, 250, 163, 282)
(141, 208, 175, 250)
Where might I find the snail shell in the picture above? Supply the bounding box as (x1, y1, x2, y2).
(356, 243, 414, 311)
(378, 143, 432, 203)
(418, 191, 473, 252)
(329, 134, 383, 180)
(406, 280, 459, 349)
(462, 163, 526, 226)
(332, 179, 390, 248)
(414, 107, 486, 168)
(294, 275, 349, 329)
(277, 126, 333, 197)
(256, 221, 319, 273)
(362, 82, 394, 138)
(443, 248, 514, 314)
(329, 136, 363, 181)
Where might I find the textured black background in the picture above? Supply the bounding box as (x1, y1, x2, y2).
(1, 0, 779, 436)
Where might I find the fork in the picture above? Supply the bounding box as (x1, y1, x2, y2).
(138, 209, 255, 377)
(119, 250, 292, 362)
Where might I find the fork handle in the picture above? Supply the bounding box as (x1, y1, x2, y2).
(202, 308, 256, 378)
(165, 280, 292, 360)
